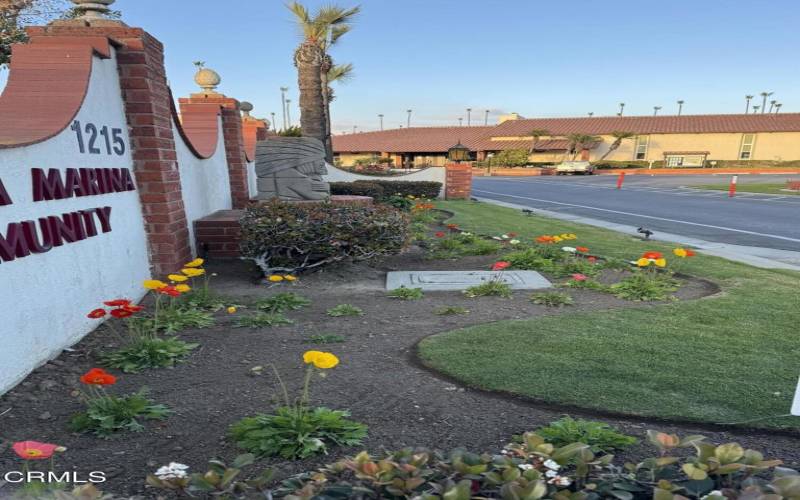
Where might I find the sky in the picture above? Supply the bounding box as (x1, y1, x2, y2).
(6, 0, 800, 134)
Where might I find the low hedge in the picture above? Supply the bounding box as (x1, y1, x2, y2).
(240, 200, 409, 274)
(330, 180, 441, 200)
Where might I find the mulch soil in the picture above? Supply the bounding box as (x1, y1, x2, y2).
(1, 240, 798, 497)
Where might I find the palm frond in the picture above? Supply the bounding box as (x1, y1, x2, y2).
(328, 63, 354, 84)
(329, 24, 351, 45)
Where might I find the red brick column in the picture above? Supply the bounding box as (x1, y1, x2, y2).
(242, 116, 268, 162)
(178, 95, 250, 209)
(445, 163, 473, 200)
(28, 24, 193, 276)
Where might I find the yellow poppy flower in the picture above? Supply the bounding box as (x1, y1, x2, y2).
(636, 258, 651, 267)
(673, 248, 687, 258)
(303, 351, 324, 364)
(143, 279, 167, 290)
(184, 258, 205, 268)
(552, 236, 563, 243)
(168, 274, 188, 282)
(313, 352, 340, 369)
(175, 284, 191, 293)
(654, 258, 667, 268)
(284, 275, 297, 281)
(268, 275, 284, 282)
(182, 268, 205, 277)
(227, 306, 237, 314)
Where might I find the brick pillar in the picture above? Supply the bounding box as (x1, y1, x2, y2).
(178, 94, 250, 209)
(242, 116, 268, 161)
(28, 24, 193, 276)
(445, 163, 473, 200)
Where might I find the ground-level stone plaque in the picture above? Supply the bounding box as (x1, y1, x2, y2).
(386, 271, 552, 291)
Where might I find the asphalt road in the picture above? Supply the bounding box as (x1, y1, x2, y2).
(473, 175, 800, 252)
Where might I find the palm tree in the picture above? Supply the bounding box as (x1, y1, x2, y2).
(677, 100, 684, 116)
(752, 105, 760, 113)
(769, 100, 777, 113)
(775, 103, 782, 114)
(287, 2, 360, 161)
(745, 95, 754, 114)
(566, 133, 600, 160)
(618, 102, 625, 116)
(653, 106, 662, 116)
(760, 91, 773, 114)
(598, 131, 634, 160)
(527, 128, 550, 155)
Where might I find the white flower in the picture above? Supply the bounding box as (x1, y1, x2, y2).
(509, 239, 521, 245)
(518, 463, 534, 470)
(561, 246, 577, 253)
(461, 232, 472, 236)
(155, 462, 189, 480)
(548, 475, 571, 486)
(544, 459, 560, 470)
(545, 469, 558, 478)
(492, 236, 503, 241)
(501, 234, 510, 239)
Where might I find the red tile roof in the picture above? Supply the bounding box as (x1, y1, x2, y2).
(493, 113, 800, 136)
(332, 113, 800, 155)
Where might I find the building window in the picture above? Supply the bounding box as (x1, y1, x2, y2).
(666, 155, 683, 167)
(739, 134, 756, 160)
(634, 136, 649, 160)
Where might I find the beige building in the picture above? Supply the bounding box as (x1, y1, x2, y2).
(333, 113, 800, 168)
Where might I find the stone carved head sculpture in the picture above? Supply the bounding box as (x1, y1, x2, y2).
(254, 137, 330, 201)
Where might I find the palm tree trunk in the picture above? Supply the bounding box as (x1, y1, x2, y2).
(320, 54, 333, 163)
(599, 140, 621, 161)
(294, 41, 327, 147)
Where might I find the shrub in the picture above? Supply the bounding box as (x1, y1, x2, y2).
(387, 287, 424, 300)
(70, 388, 170, 438)
(385, 194, 415, 211)
(464, 280, 513, 298)
(505, 248, 561, 273)
(487, 149, 529, 167)
(610, 272, 679, 301)
(241, 201, 409, 275)
(556, 258, 601, 278)
(530, 291, 573, 307)
(147, 454, 274, 498)
(327, 304, 364, 317)
(235, 313, 294, 328)
(434, 306, 470, 315)
(274, 431, 794, 500)
(329, 180, 385, 199)
(255, 293, 311, 313)
(100, 337, 198, 373)
(535, 417, 637, 452)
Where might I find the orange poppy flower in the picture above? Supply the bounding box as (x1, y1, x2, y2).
(576, 246, 589, 253)
(12, 441, 60, 461)
(157, 286, 181, 297)
(536, 235, 555, 243)
(80, 368, 117, 386)
(492, 261, 511, 271)
(87, 309, 107, 319)
(642, 251, 663, 260)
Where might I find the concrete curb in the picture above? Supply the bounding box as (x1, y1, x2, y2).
(474, 197, 800, 272)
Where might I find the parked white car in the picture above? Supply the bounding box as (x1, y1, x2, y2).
(555, 161, 595, 175)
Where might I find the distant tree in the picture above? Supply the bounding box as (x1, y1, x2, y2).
(598, 131, 635, 160)
(527, 128, 550, 155)
(1, 0, 70, 67)
(566, 133, 600, 160)
(279, 126, 303, 137)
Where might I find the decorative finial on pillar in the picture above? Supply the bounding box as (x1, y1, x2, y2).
(193, 61, 221, 95)
(240, 101, 254, 118)
(70, 0, 116, 20)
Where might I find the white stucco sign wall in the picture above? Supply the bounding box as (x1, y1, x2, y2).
(792, 376, 800, 416)
(0, 51, 151, 394)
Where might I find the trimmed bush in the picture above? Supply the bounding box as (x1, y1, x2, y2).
(241, 200, 409, 274)
(330, 180, 441, 200)
(329, 180, 385, 199)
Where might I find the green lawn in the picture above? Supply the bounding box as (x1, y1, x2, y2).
(692, 183, 800, 195)
(419, 201, 800, 429)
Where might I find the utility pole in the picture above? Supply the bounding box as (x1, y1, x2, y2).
(280, 87, 289, 130)
(618, 102, 625, 116)
(653, 106, 661, 116)
(466, 108, 472, 126)
(677, 100, 684, 116)
(484, 109, 490, 126)
(406, 109, 412, 128)
(378, 114, 384, 131)
(286, 99, 292, 128)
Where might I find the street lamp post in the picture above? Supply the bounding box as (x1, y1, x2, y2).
(280, 87, 288, 130)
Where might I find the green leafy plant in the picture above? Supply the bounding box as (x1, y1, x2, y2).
(463, 281, 512, 298)
(241, 200, 409, 275)
(388, 286, 424, 300)
(231, 351, 367, 459)
(305, 334, 346, 344)
(556, 258, 601, 278)
(256, 293, 311, 313)
(145, 306, 214, 334)
(561, 278, 607, 291)
(535, 417, 637, 452)
(386, 194, 415, 211)
(530, 291, 573, 307)
(610, 272, 680, 301)
(505, 248, 561, 273)
(326, 304, 364, 317)
(235, 313, 294, 328)
(147, 454, 274, 497)
(99, 337, 198, 373)
(434, 306, 470, 315)
(177, 287, 229, 312)
(69, 386, 169, 438)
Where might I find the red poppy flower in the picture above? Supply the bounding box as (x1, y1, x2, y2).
(80, 368, 117, 386)
(103, 299, 131, 307)
(110, 308, 134, 319)
(12, 441, 60, 460)
(157, 286, 181, 297)
(87, 309, 107, 319)
(492, 261, 511, 271)
(685, 249, 696, 257)
(122, 304, 144, 313)
(642, 251, 663, 260)
(576, 246, 589, 253)
(572, 274, 588, 281)
(434, 232, 446, 238)
(587, 256, 598, 263)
